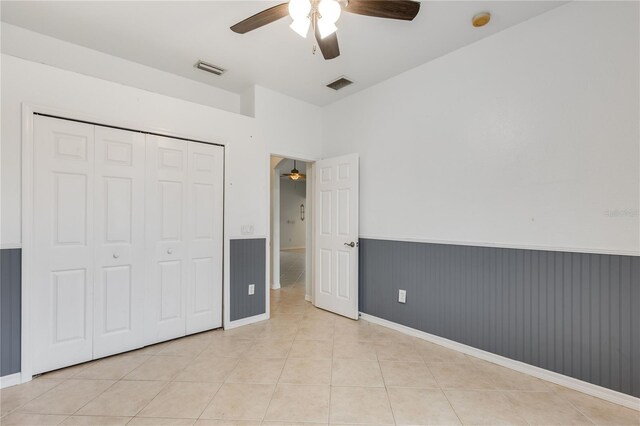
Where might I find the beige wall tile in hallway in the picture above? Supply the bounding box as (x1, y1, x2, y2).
(2, 275, 637, 425)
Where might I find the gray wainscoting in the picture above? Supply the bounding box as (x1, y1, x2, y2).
(1, 249, 21, 376)
(359, 238, 640, 398)
(230, 238, 266, 321)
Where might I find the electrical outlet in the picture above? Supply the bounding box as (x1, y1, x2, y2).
(248, 284, 255, 295)
(398, 289, 407, 304)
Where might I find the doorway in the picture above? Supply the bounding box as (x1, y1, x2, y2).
(270, 156, 313, 311)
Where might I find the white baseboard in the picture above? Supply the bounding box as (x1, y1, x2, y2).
(225, 312, 268, 330)
(0, 373, 22, 389)
(360, 313, 640, 411)
(305, 294, 312, 302)
(271, 282, 281, 290)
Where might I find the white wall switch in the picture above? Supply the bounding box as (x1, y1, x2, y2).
(398, 289, 407, 304)
(241, 225, 254, 235)
(248, 284, 255, 295)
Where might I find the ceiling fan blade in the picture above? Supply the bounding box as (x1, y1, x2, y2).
(343, 0, 420, 21)
(314, 20, 340, 60)
(230, 3, 289, 34)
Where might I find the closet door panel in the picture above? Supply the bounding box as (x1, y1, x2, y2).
(93, 126, 146, 358)
(145, 135, 189, 343)
(186, 143, 224, 334)
(33, 116, 95, 374)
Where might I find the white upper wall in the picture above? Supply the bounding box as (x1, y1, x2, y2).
(1, 23, 242, 114)
(0, 56, 322, 246)
(255, 86, 323, 160)
(322, 1, 639, 255)
(0, 55, 260, 246)
(2, 1, 638, 256)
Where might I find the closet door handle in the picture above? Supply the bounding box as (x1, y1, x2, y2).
(113, 252, 120, 259)
(167, 248, 174, 255)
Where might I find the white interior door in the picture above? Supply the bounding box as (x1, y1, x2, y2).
(185, 142, 224, 334)
(32, 116, 95, 374)
(145, 134, 189, 343)
(93, 126, 146, 357)
(314, 154, 359, 319)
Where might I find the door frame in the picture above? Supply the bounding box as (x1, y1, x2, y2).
(268, 153, 317, 313)
(20, 102, 227, 384)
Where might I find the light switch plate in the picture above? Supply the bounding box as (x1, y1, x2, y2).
(398, 289, 407, 304)
(248, 284, 255, 295)
(241, 225, 254, 235)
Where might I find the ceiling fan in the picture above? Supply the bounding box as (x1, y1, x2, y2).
(230, 0, 421, 60)
(281, 160, 307, 181)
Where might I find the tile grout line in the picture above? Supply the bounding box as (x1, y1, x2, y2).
(261, 293, 299, 425)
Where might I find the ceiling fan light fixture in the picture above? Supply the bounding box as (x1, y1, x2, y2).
(290, 17, 311, 38)
(318, 0, 341, 23)
(289, 0, 311, 20)
(317, 18, 338, 39)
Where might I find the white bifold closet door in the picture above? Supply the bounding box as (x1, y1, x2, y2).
(145, 135, 223, 343)
(92, 126, 146, 358)
(185, 141, 224, 334)
(33, 116, 96, 374)
(32, 116, 223, 375)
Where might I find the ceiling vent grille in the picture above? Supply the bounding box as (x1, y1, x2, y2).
(195, 60, 226, 76)
(326, 77, 353, 91)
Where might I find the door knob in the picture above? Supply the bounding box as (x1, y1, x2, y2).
(167, 248, 174, 254)
(344, 242, 356, 248)
(113, 252, 120, 259)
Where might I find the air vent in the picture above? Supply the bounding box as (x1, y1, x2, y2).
(326, 77, 353, 91)
(195, 60, 226, 76)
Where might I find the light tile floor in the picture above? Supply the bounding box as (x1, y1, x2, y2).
(279, 249, 305, 290)
(2, 260, 639, 425)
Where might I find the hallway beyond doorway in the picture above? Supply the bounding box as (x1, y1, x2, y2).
(280, 248, 305, 289)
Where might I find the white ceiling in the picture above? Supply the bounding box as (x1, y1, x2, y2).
(0, 1, 566, 106)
